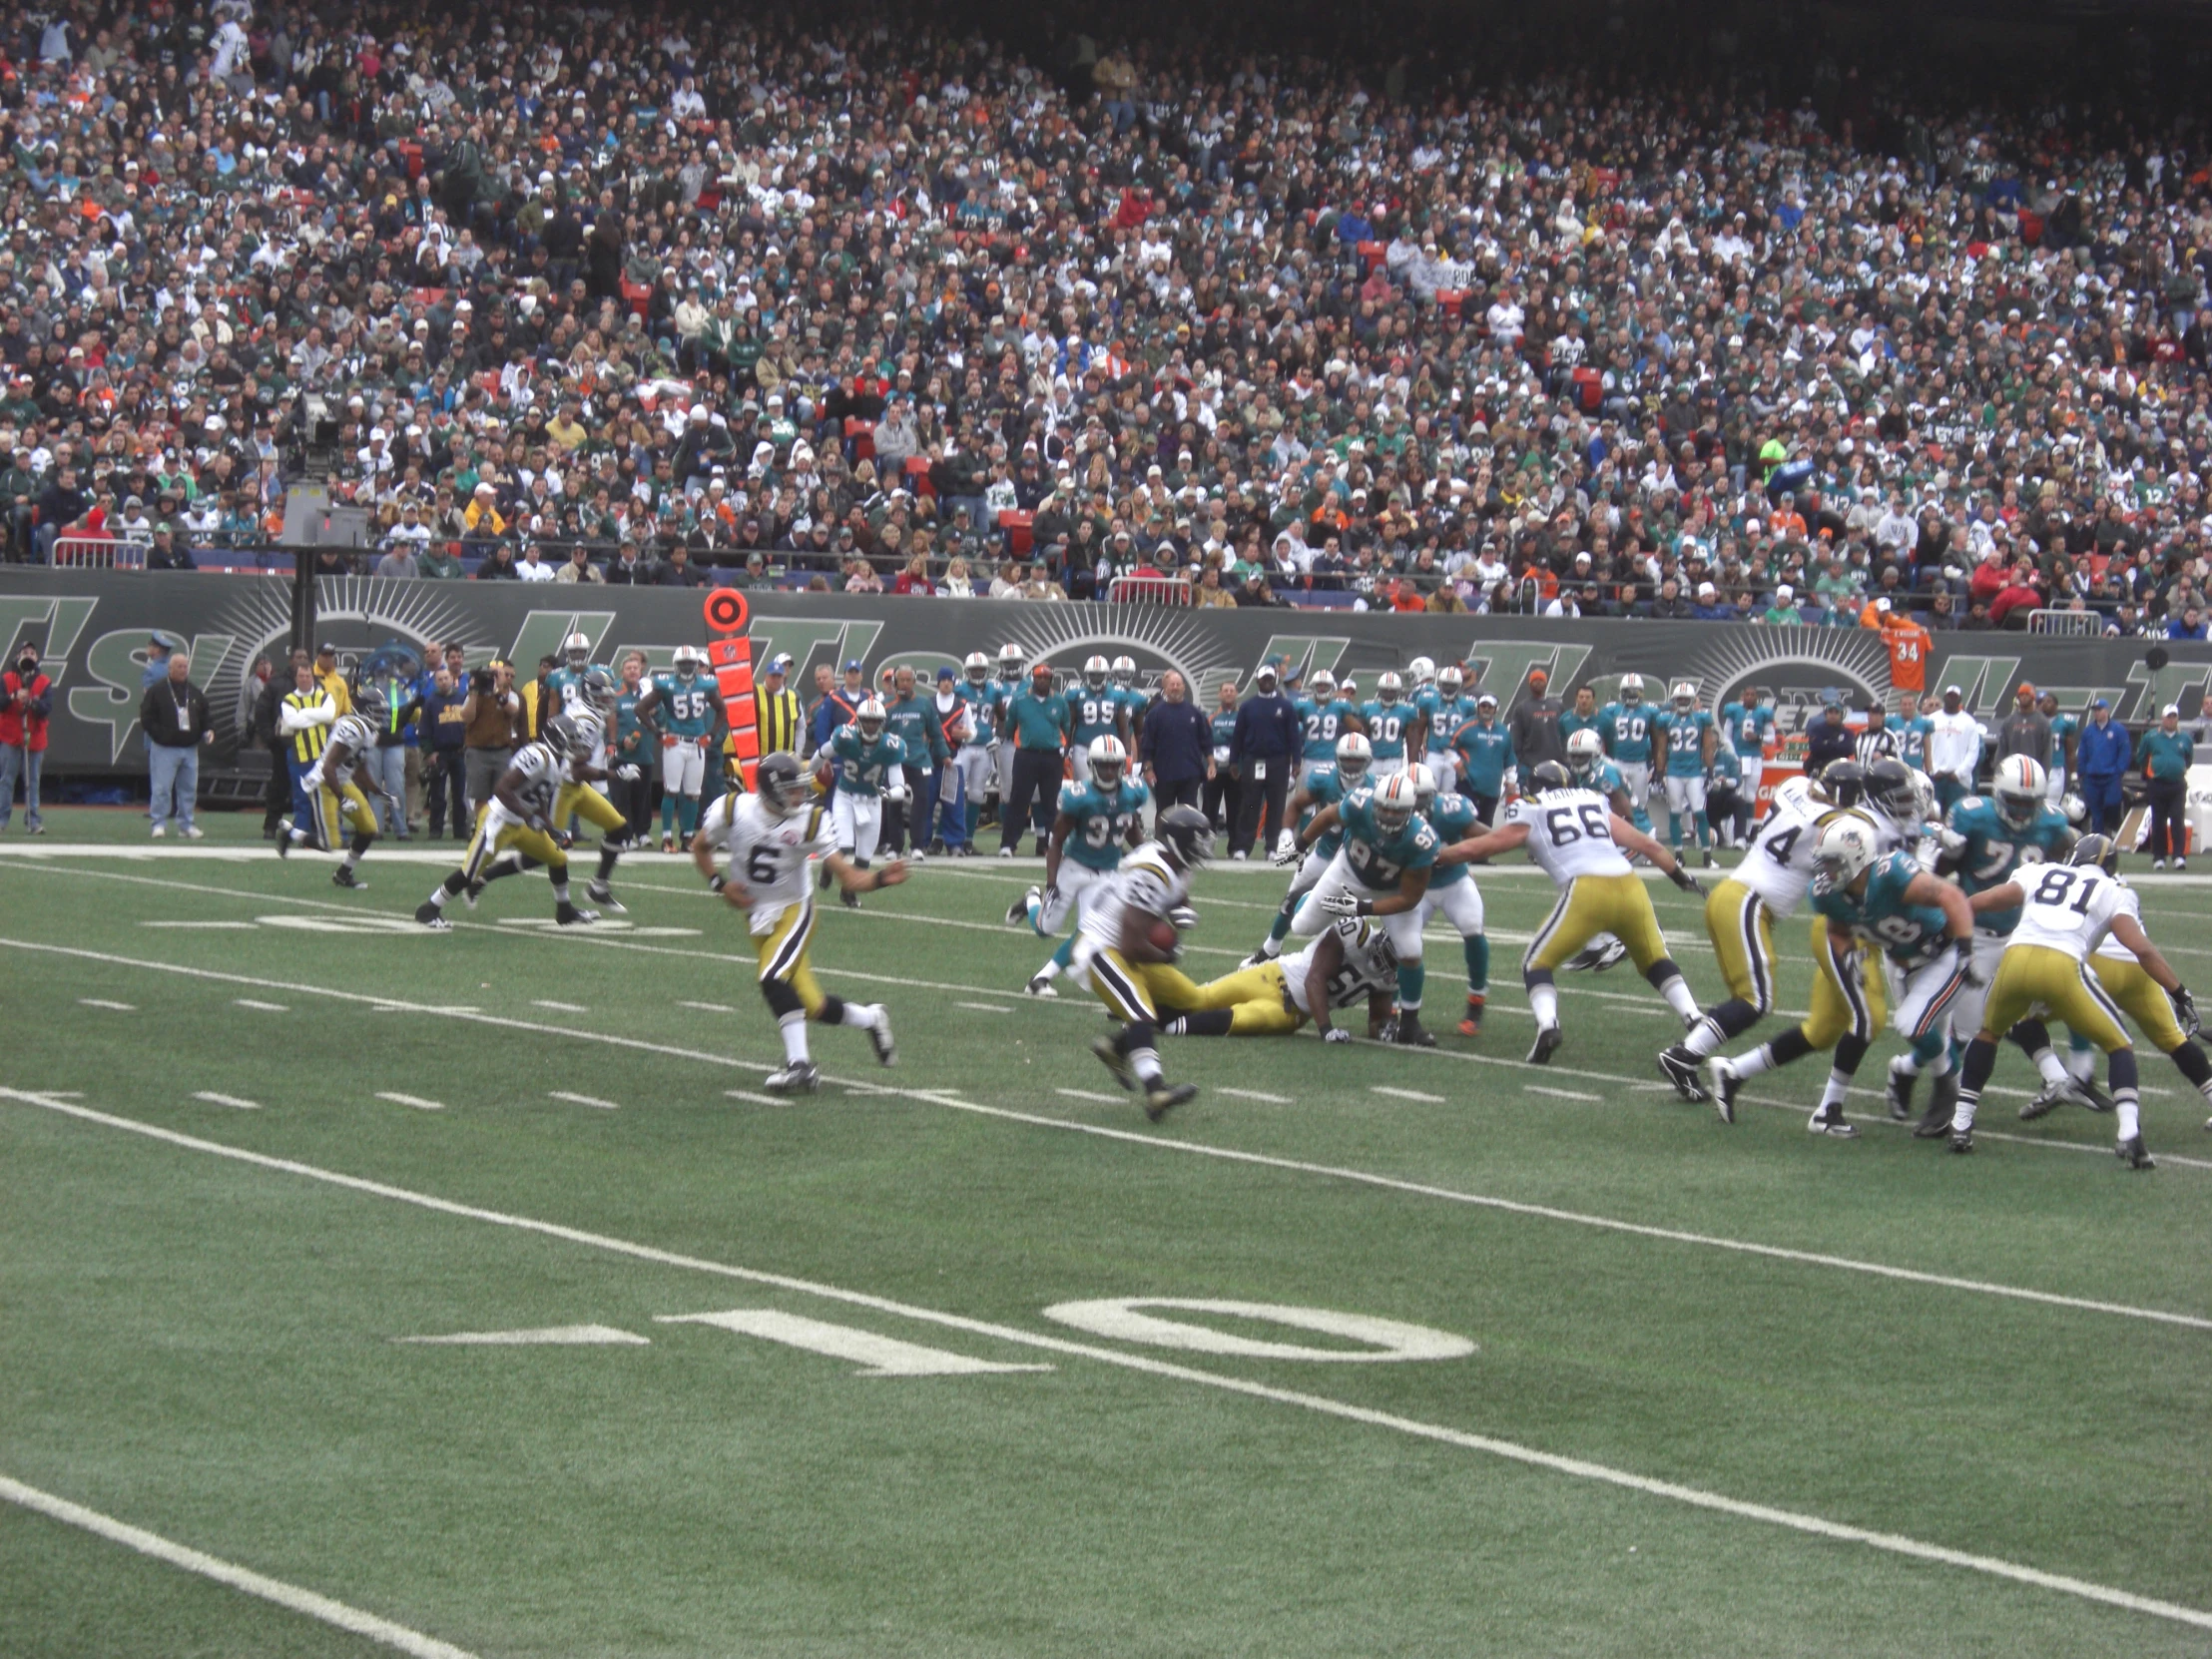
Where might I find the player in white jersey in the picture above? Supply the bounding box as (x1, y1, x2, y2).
(1073, 805, 1216, 1120)
(688, 751, 901, 1094)
(1158, 915, 1399, 1042)
(1438, 761, 1705, 1064)
(1658, 759, 1875, 1100)
(277, 691, 395, 888)
(416, 716, 596, 926)
(1947, 835, 2196, 1166)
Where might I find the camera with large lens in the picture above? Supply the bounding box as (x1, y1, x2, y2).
(470, 666, 495, 694)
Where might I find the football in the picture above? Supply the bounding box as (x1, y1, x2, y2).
(1146, 917, 1182, 954)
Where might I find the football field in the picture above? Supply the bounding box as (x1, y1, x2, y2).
(4, 809, 2210, 1657)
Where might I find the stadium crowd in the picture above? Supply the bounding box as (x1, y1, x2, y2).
(3, 0, 2212, 632)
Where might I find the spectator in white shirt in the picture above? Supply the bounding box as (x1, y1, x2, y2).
(1927, 684, 1985, 815)
(516, 543, 558, 582)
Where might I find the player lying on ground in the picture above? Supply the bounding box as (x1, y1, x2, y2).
(1160, 913, 1398, 1043)
(691, 751, 902, 1095)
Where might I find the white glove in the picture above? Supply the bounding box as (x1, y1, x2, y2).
(883, 783, 909, 805)
(1318, 889, 1364, 917)
(1168, 905, 1199, 931)
(616, 764, 641, 782)
(1274, 829, 1296, 857)
(1270, 840, 1303, 867)
(1322, 1026, 1352, 1044)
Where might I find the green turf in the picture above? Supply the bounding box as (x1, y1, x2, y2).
(2, 808, 2210, 1656)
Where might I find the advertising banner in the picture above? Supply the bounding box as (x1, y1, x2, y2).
(2, 570, 2206, 777)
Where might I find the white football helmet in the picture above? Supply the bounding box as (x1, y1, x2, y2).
(997, 643, 1025, 678)
(1377, 672, 1404, 705)
(562, 630, 592, 670)
(1992, 755, 2047, 830)
(1335, 732, 1374, 783)
(1407, 655, 1436, 687)
(1372, 771, 1419, 833)
(1671, 680, 1697, 711)
(1567, 727, 1606, 781)
(963, 651, 990, 684)
(1811, 814, 1881, 897)
(1083, 654, 1111, 689)
(672, 644, 702, 679)
(1437, 665, 1464, 695)
(1618, 673, 1645, 707)
(1407, 763, 1438, 807)
(1111, 655, 1137, 688)
(1087, 734, 1128, 788)
(1310, 670, 1337, 700)
(854, 697, 887, 740)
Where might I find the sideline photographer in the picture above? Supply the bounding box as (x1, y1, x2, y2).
(461, 659, 521, 826)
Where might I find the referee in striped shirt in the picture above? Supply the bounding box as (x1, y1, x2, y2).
(1854, 701, 1899, 767)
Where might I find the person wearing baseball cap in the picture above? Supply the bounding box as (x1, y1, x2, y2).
(2140, 703, 2195, 869)
(753, 651, 805, 781)
(2076, 697, 2131, 835)
(1994, 682, 2053, 779)
(313, 642, 353, 715)
(1508, 667, 1565, 775)
(1929, 684, 1983, 815)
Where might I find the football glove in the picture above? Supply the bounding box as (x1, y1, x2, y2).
(1318, 889, 1364, 917)
(1956, 940, 1987, 988)
(1666, 864, 1705, 896)
(883, 782, 909, 805)
(336, 795, 360, 818)
(1322, 1026, 1352, 1044)
(1041, 883, 1060, 908)
(1270, 840, 1303, 867)
(616, 764, 641, 782)
(2173, 985, 2200, 1038)
(549, 829, 575, 850)
(1169, 905, 1199, 931)
(1274, 829, 1297, 857)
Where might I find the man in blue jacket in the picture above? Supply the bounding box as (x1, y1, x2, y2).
(1229, 661, 1303, 859)
(2074, 697, 2132, 836)
(1140, 671, 1213, 820)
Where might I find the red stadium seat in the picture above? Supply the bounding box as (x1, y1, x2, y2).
(997, 509, 1033, 556)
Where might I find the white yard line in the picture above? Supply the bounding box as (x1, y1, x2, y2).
(140, 918, 257, 929)
(1218, 1088, 1294, 1104)
(547, 1090, 620, 1111)
(678, 1000, 736, 1013)
(3, 946, 2207, 1328)
(1525, 1086, 1605, 1102)
(77, 997, 135, 1011)
(375, 1092, 445, 1112)
(725, 1090, 791, 1107)
(1371, 1086, 1446, 1104)
(4, 1092, 2207, 1639)
(0, 1473, 479, 1658)
(531, 999, 590, 1014)
(191, 1091, 262, 1111)
(954, 1001, 1013, 1013)
(234, 998, 289, 1013)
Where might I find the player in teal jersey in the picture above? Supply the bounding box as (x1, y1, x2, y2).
(1408, 763, 1491, 1037)
(1896, 694, 1936, 773)
(608, 655, 660, 843)
(1706, 744, 1752, 849)
(1894, 754, 2080, 1127)
(1110, 657, 1146, 750)
(2040, 691, 2077, 806)
(1558, 686, 1603, 753)
(1449, 695, 1515, 825)
(1709, 817, 1975, 1134)
(1008, 735, 1151, 995)
(635, 645, 725, 849)
(1070, 655, 1130, 770)
(1285, 771, 1440, 1044)
(1566, 729, 1637, 819)
(1360, 673, 1422, 776)
(951, 653, 1005, 848)
(1651, 681, 1718, 864)
(1718, 688, 1777, 766)
(1252, 732, 1372, 962)
(1416, 666, 1478, 796)
(1598, 675, 1658, 834)
(543, 632, 600, 724)
(819, 697, 909, 907)
(1297, 669, 1362, 763)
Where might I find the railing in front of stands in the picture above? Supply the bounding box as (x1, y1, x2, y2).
(53, 537, 148, 569)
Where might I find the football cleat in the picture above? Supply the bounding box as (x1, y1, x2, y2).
(331, 866, 366, 889)
(2116, 1135, 2156, 1170)
(414, 902, 451, 930)
(2018, 1081, 2068, 1121)
(661, 835, 676, 854)
(1089, 1035, 1136, 1092)
(274, 822, 292, 857)
(1706, 1058, 1742, 1124)
(819, 860, 834, 890)
(1391, 1013, 1436, 1048)
(764, 1060, 821, 1096)
(585, 880, 626, 914)
(1914, 1071, 1959, 1138)
(1457, 999, 1484, 1039)
(841, 887, 860, 909)
(1885, 1060, 1919, 1122)
(1526, 1025, 1563, 1065)
(1564, 938, 1627, 973)
(1808, 1107, 1859, 1139)
(463, 880, 484, 911)
(1701, 849, 1717, 869)
(1144, 1081, 1198, 1122)
(998, 846, 1015, 859)
(554, 902, 598, 926)
(1007, 887, 1037, 926)
(1024, 975, 1058, 998)
(867, 1007, 896, 1067)
(2069, 1075, 2115, 1113)
(1947, 1128, 1975, 1155)
(1657, 1045, 1709, 1103)
(1239, 949, 1271, 969)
